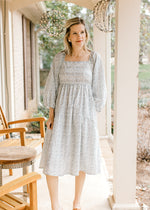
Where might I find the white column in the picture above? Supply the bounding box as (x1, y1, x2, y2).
(93, 25, 112, 139)
(0, 0, 6, 110)
(4, 1, 15, 121)
(108, 0, 141, 209)
(105, 32, 112, 140)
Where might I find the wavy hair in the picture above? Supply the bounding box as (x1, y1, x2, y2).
(64, 17, 89, 55)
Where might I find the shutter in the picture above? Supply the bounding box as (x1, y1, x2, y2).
(22, 15, 28, 110)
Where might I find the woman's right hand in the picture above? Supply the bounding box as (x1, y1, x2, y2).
(46, 116, 54, 130)
(46, 108, 55, 130)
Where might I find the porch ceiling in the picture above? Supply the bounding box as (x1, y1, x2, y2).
(11, 0, 98, 12)
(19, 2, 46, 24)
(61, 0, 97, 10)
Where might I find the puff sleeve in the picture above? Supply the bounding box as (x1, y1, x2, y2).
(43, 56, 59, 109)
(92, 52, 107, 112)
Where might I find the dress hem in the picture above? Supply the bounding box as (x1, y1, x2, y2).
(39, 166, 101, 177)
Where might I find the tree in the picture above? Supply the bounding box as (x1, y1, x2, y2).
(110, 0, 150, 64)
(139, 0, 150, 64)
(37, 0, 93, 69)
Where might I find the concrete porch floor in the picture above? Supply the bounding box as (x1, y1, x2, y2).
(2, 138, 113, 210)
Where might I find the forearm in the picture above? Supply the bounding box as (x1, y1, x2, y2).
(49, 107, 55, 118)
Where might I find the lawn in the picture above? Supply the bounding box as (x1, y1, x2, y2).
(111, 63, 150, 107)
(111, 63, 150, 83)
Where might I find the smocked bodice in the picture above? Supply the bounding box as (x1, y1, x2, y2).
(59, 61, 92, 85)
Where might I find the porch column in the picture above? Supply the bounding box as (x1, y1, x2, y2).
(93, 25, 112, 139)
(0, 1, 6, 109)
(108, 0, 141, 209)
(2, 0, 14, 121)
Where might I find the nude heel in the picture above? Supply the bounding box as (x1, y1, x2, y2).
(73, 209, 81, 210)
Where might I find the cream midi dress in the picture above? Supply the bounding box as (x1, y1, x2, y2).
(39, 50, 107, 176)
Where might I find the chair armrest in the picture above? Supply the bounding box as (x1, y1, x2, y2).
(0, 127, 27, 146)
(8, 118, 46, 138)
(0, 127, 27, 134)
(0, 172, 41, 197)
(8, 117, 46, 125)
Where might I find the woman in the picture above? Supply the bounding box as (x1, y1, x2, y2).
(39, 17, 107, 210)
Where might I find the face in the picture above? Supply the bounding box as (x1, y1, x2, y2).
(68, 24, 87, 48)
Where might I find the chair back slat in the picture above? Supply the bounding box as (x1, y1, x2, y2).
(0, 106, 9, 137)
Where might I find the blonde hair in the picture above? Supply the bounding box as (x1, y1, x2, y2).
(64, 17, 89, 55)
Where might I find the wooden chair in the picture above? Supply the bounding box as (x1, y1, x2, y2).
(0, 105, 46, 175)
(0, 172, 41, 210)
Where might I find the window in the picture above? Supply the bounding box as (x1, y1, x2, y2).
(22, 15, 35, 110)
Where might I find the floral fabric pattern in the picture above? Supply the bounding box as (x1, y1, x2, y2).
(39, 50, 107, 176)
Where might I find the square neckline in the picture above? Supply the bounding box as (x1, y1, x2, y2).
(64, 50, 93, 63)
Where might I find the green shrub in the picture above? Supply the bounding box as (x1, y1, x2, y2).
(27, 104, 49, 133)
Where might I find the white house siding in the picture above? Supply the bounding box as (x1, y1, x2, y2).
(12, 10, 38, 120)
(0, 1, 5, 109)
(12, 11, 25, 120)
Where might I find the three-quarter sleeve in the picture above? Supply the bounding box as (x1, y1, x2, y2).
(92, 52, 107, 112)
(43, 56, 59, 109)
